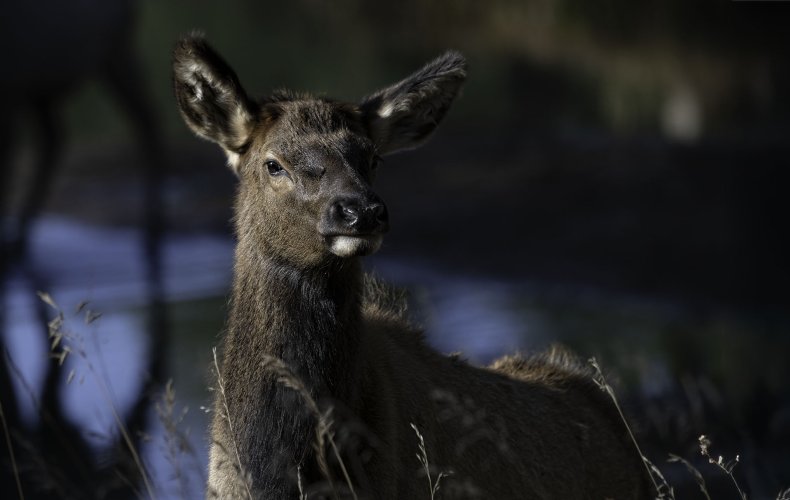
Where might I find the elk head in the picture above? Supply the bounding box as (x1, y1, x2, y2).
(173, 36, 466, 267)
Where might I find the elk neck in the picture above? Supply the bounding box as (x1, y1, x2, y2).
(215, 233, 365, 492)
(224, 234, 365, 401)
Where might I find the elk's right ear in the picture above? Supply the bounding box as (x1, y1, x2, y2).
(361, 51, 466, 155)
(173, 35, 257, 168)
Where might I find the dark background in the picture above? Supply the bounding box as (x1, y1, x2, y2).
(1, 1, 788, 498)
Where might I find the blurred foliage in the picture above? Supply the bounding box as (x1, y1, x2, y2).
(61, 0, 788, 145)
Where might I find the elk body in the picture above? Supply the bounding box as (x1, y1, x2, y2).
(173, 36, 650, 499)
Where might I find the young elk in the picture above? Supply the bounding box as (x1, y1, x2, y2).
(173, 36, 650, 499)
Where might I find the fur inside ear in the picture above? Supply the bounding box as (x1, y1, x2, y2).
(361, 51, 467, 155)
(173, 35, 257, 165)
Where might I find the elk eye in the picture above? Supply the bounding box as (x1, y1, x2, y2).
(371, 155, 383, 170)
(265, 160, 285, 176)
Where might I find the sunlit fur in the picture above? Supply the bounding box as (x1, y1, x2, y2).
(328, 235, 383, 258)
(173, 35, 651, 499)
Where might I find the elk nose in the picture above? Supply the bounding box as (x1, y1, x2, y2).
(338, 202, 359, 225)
(369, 202, 387, 224)
(333, 198, 388, 232)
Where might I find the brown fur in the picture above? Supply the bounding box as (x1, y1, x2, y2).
(173, 35, 651, 499)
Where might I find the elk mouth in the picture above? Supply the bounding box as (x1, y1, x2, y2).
(324, 234, 384, 258)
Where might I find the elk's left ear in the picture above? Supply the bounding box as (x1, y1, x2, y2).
(361, 51, 467, 155)
(173, 35, 257, 168)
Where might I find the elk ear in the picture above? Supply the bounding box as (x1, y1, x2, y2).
(361, 51, 466, 155)
(173, 35, 257, 169)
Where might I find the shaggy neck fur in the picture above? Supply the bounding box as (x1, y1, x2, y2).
(216, 229, 363, 497)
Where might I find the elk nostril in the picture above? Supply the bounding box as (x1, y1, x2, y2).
(338, 203, 359, 225)
(332, 198, 387, 231)
(370, 203, 387, 222)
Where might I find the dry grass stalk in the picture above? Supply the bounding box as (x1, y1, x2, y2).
(668, 453, 711, 500)
(588, 357, 671, 499)
(260, 354, 358, 500)
(155, 378, 203, 499)
(296, 465, 308, 500)
(0, 391, 24, 500)
(37, 291, 156, 499)
(211, 347, 254, 500)
(698, 434, 747, 500)
(410, 423, 450, 500)
(2, 349, 78, 498)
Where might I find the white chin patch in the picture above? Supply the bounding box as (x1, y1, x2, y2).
(328, 235, 383, 257)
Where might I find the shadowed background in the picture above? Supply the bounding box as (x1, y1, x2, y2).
(1, 1, 788, 498)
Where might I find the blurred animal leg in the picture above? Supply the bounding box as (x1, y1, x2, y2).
(16, 100, 62, 258)
(101, 46, 169, 457)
